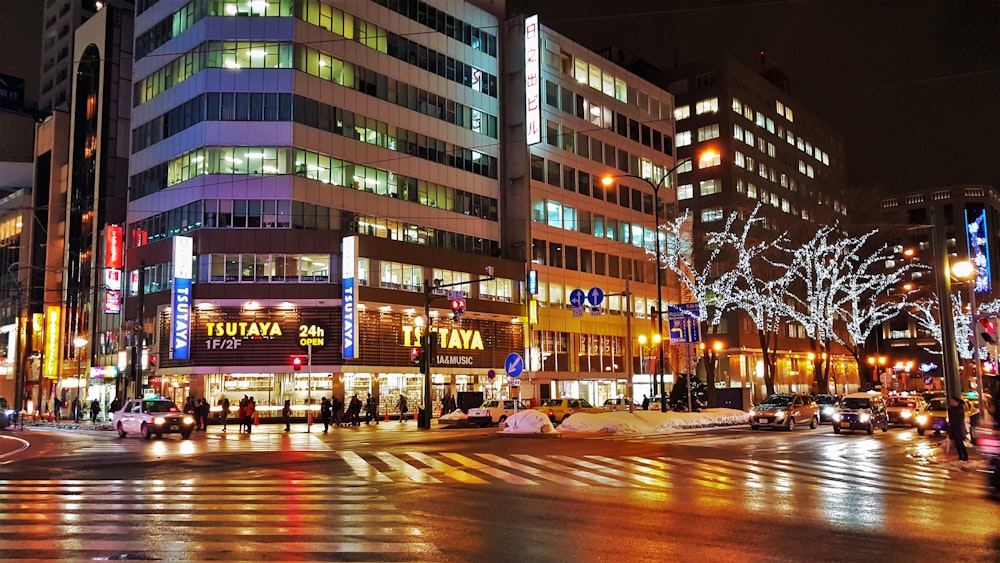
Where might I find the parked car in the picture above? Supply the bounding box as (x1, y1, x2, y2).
(915, 397, 976, 436)
(832, 392, 889, 434)
(886, 394, 925, 426)
(0, 397, 10, 429)
(813, 394, 841, 423)
(113, 398, 195, 439)
(536, 398, 603, 423)
(467, 399, 528, 428)
(749, 393, 819, 431)
(602, 398, 639, 412)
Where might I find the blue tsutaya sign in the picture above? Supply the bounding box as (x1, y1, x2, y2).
(342, 236, 358, 359)
(171, 236, 193, 360)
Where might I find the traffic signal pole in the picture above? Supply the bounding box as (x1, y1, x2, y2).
(421, 274, 493, 429)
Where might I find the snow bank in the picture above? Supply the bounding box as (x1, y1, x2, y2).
(501, 409, 557, 434)
(439, 410, 468, 422)
(557, 408, 748, 434)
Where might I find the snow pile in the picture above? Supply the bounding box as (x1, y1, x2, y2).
(501, 409, 557, 434)
(439, 410, 468, 422)
(557, 408, 748, 434)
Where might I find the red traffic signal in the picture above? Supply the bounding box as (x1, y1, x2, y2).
(410, 347, 421, 364)
(292, 357, 303, 371)
(980, 317, 998, 344)
(451, 298, 466, 321)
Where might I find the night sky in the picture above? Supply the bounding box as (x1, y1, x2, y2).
(507, 0, 1000, 195)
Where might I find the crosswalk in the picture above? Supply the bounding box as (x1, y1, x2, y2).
(0, 478, 439, 561)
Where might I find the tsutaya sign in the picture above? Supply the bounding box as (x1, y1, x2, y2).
(401, 325, 485, 350)
(342, 236, 358, 359)
(171, 236, 193, 360)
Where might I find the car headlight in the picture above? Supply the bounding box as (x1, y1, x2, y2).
(859, 413, 871, 423)
(832, 413, 841, 421)
(916, 415, 928, 425)
(823, 407, 834, 415)
(182, 415, 195, 425)
(901, 410, 912, 418)
(749, 409, 756, 417)
(153, 416, 166, 425)
(774, 410, 785, 419)
(3, 409, 13, 416)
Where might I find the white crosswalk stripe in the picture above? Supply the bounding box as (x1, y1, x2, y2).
(0, 479, 439, 560)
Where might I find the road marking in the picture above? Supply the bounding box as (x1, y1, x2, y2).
(441, 453, 538, 485)
(373, 451, 441, 483)
(476, 453, 590, 487)
(405, 452, 488, 484)
(339, 450, 392, 482)
(529, 454, 629, 487)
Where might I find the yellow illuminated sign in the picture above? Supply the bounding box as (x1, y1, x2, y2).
(31, 313, 44, 351)
(529, 299, 538, 326)
(401, 325, 484, 350)
(43, 306, 60, 378)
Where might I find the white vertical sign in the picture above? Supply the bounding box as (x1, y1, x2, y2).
(524, 14, 541, 145)
(171, 236, 193, 360)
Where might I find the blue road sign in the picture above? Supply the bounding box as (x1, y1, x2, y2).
(587, 287, 604, 307)
(488, 369, 496, 380)
(569, 288, 586, 308)
(668, 303, 702, 344)
(923, 375, 934, 386)
(505, 353, 524, 378)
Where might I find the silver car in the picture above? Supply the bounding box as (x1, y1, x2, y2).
(749, 393, 819, 431)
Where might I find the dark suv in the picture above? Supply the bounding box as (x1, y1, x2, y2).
(833, 392, 889, 434)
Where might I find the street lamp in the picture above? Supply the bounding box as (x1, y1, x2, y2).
(601, 150, 718, 413)
(867, 355, 887, 388)
(951, 259, 986, 428)
(637, 333, 662, 404)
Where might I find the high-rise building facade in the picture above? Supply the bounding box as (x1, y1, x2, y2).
(501, 16, 681, 405)
(658, 54, 857, 399)
(126, 0, 523, 417)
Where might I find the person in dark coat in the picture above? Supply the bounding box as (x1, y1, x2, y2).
(219, 396, 230, 432)
(365, 393, 379, 425)
(89, 399, 101, 424)
(282, 399, 292, 432)
(320, 397, 332, 433)
(641, 394, 650, 411)
(948, 396, 969, 461)
(71, 397, 82, 423)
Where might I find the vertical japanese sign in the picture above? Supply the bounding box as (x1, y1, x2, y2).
(524, 14, 541, 145)
(342, 236, 358, 359)
(171, 236, 193, 360)
(105, 224, 124, 313)
(43, 306, 59, 378)
(105, 224, 123, 269)
(966, 207, 992, 293)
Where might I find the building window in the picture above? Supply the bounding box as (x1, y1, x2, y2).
(696, 124, 720, 141)
(676, 131, 691, 147)
(677, 184, 693, 200)
(701, 207, 724, 223)
(674, 105, 690, 121)
(699, 179, 721, 196)
(695, 97, 718, 115)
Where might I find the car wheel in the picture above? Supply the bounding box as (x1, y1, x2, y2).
(867, 423, 874, 435)
(181, 431, 192, 439)
(882, 420, 889, 432)
(116, 422, 127, 438)
(141, 423, 152, 440)
(156, 433, 163, 439)
(833, 425, 841, 434)
(750, 425, 759, 430)
(498, 415, 508, 424)
(787, 417, 795, 431)
(810, 416, 818, 430)
(917, 427, 925, 436)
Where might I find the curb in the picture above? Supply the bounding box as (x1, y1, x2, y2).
(490, 431, 563, 439)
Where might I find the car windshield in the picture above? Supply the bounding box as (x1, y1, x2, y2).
(926, 399, 948, 412)
(145, 401, 178, 413)
(542, 399, 564, 407)
(814, 394, 837, 405)
(760, 394, 793, 407)
(482, 401, 499, 408)
(841, 398, 870, 409)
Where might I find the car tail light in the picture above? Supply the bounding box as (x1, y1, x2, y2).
(548, 409, 554, 417)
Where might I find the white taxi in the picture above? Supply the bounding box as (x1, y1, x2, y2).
(467, 399, 528, 428)
(113, 398, 196, 439)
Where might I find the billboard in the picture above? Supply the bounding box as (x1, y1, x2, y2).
(342, 236, 358, 359)
(524, 15, 541, 145)
(966, 207, 992, 293)
(171, 236, 193, 360)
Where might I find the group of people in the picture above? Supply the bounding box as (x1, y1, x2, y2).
(182, 396, 212, 431)
(317, 393, 382, 432)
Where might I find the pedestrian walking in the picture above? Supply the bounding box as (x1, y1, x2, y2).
(331, 396, 343, 426)
(348, 394, 362, 426)
(238, 396, 248, 432)
(198, 398, 210, 431)
(396, 394, 408, 423)
(948, 396, 969, 462)
(282, 400, 292, 432)
(89, 399, 100, 424)
(320, 397, 332, 433)
(365, 393, 379, 425)
(219, 396, 230, 432)
(109, 397, 121, 415)
(53, 397, 62, 421)
(71, 397, 82, 423)
(642, 394, 650, 411)
(245, 396, 256, 434)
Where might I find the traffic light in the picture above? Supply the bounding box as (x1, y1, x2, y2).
(451, 297, 466, 321)
(981, 317, 998, 344)
(292, 356, 303, 371)
(410, 347, 422, 364)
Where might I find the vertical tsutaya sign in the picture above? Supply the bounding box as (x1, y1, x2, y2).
(43, 306, 59, 378)
(342, 236, 358, 359)
(524, 14, 541, 145)
(105, 224, 123, 269)
(966, 207, 992, 293)
(171, 236, 193, 360)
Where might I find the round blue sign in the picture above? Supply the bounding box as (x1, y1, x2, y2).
(504, 353, 524, 378)
(587, 287, 604, 306)
(569, 288, 586, 308)
(488, 369, 496, 380)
